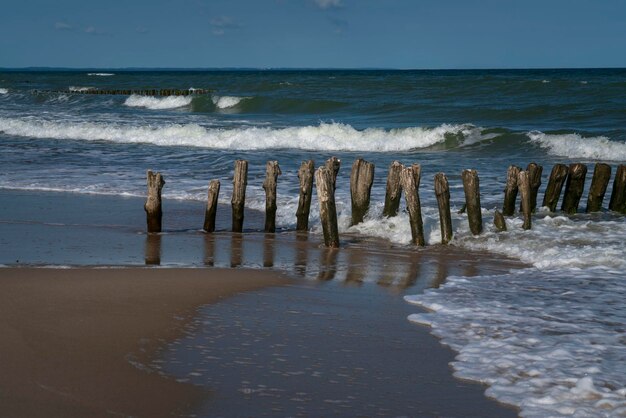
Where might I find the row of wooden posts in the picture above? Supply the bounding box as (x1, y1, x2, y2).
(33, 89, 211, 96)
(144, 159, 626, 248)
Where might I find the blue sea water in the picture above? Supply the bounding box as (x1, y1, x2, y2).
(1, 69, 625, 416)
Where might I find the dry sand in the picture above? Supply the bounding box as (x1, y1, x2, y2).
(0, 268, 289, 418)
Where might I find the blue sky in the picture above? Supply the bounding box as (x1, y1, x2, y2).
(1, 0, 625, 69)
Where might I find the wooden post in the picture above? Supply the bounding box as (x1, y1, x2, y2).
(400, 165, 425, 246)
(350, 158, 375, 226)
(526, 162, 543, 213)
(144, 170, 165, 233)
(383, 161, 403, 217)
(542, 164, 568, 212)
(434, 173, 453, 244)
(324, 156, 341, 191)
(502, 165, 521, 216)
(493, 209, 507, 231)
(586, 163, 612, 213)
(561, 163, 587, 214)
(518, 171, 532, 230)
(315, 166, 340, 248)
(296, 160, 315, 231)
(231, 160, 248, 232)
(609, 164, 626, 214)
(203, 180, 220, 233)
(263, 161, 281, 233)
(461, 169, 482, 235)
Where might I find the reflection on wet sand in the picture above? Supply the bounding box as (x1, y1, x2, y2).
(317, 248, 338, 281)
(294, 232, 309, 277)
(431, 250, 449, 289)
(143, 231, 524, 293)
(263, 234, 274, 268)
(230, 234, 243, 268)
(203, 234, 215, 266)
(144, 234, 161, 265)
(345, 249, 365, 285)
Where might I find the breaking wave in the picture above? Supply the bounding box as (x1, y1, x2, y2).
(212, 95, 248, 109)
(69, 86, 94, 92)
(0, 88, 8, 95)
(87, 73, 115, 76)
(123, 94, 193, 110)
(0, 117, 483, 151)
(527, 131, 626, 161)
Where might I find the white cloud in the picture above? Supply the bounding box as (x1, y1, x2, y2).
(84, 26, 108, 36)
(54, 22, 73, 31)
(314, 0, 342, 9)
(209, 16, 241, 36)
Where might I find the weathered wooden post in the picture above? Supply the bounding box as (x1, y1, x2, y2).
(526, 163, 543, 213)
(203, 180, 220, 233)
(231, 160, 248, 232)
(434, 173, 453, 244)
(561, 163, 587, 214)
(324, 156, 341, 191)
(144, 170, 165, 233)
(609, 164, 626, 214)
(542, 164, 568, 212)
(263, 161, 281, 233)
(296, 160, 315, 231)
(586, 163, 612, 213)
(383, 161, 403, 217)
(493, 209, 507, 231)
(502, 165, 521, 216)
(518, 171, 532, 230)
(350, 158, 375, 225)
(315, 166, 340, 248)
(400, 165, 425, 246)
(461, 169, 482, 235)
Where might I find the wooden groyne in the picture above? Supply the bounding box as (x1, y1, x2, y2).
(144, 160, 626, 248)
(33, 88, 211, 96)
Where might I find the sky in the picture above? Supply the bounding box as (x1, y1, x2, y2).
(1, 0, 625, 69)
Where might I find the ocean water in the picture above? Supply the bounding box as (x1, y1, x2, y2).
(1, 69, 626, 416)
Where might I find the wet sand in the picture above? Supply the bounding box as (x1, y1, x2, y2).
(162, 280, 520, 417)
(0, 189, 525, 416)
(0, 268, 289, 418)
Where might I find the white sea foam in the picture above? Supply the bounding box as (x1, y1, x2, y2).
(527, 131, 626, 161)
(455, 211, 626, 270)
(87, 73, 115, 76)
(406, 267, 626, 417)
(123, 95, 193, 110)
(0, 117, 482, 151)
(69, 86, 94, 92)
(0, 88, 8, 94)
(212, 95, 247, 109)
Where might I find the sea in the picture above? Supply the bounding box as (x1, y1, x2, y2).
(1, 69, 625, 417)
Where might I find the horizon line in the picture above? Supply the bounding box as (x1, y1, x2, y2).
(1, 66, 626, 72)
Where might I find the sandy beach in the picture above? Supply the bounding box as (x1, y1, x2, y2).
(0, 242, 525, 417)
(0, 267, 289, 417)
